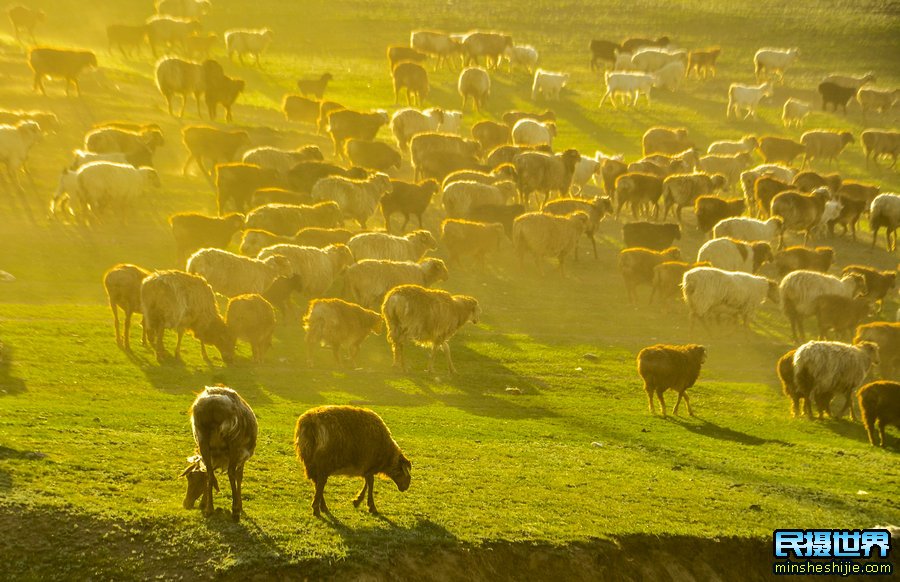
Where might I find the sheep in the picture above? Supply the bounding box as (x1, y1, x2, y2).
(392, 62, 429, 106)
(282, 95, 321, 126)
(682, 266, 779, 330)
(215, 163, 278, 215)
(156, 0, 211, 19)
(387, 45, 428, 70)
(774, 246, 834, 278)
(619, 247, 682, 303)
(861, 130, 900, 168)
(225, 29, 273, 66)
(818, 82, 856, 114)
(780, 270, 867, 343)
(380, 179, 438, 233)
(0, 109, 58, 134)
(466, 203, 526, 237)
(567, 154, 610, 195)
(613, 172, 663, 220)
(828, 195, 866, 240)
(792, 171, 842, 194)
(327, 109, 389, 158)
(599, 71, 656, 109)
(170, 212, 245, 263)
(740, 164, 798, 212)
(694, 196, 745, 234)
(185, 32, 218, 59)
(245, 202, 343, 236)
(50, 162, 160, 223)
(726, 82, 773, 119)
(589, 39, 620, 70)
(651, 261, 708, 305)
(70, 149, 129, 170)
(707, 136, 758, 157)
(0, 121, 41, 189)
(347, 230, 436, 262)
(697, 238, 773, 274)
(140, 270, 235, 363)
(782, 98, 812, 128)
(622, 222, 681, 250)
(203, 62, 244, 122)
(776, 348, 806, 418)
(514, 149, 581, 208)
(842, 265, 897, 310)
(857, 381, 900, 446)
(28, 47, 96, 97)
(296, 73, 333, 100)
(643, 127, 692, 157)
(287, 161, 369, 195)
(531, 69, 568, 101)
(837, 181, 880, 207)
(390, 108, 443, 153)
(870, 193, 900, 251)
(770, 188, 835, 246)
(621, 36, 670, 53)
(382, 284, 479, 373)
(344, 258, 449, 310)
(502, 110, 556, 127)
(754, 47, 799, 82)
(86, 125, 164, 165)
(301, 299, 383, 368)
(822, 72, 875, 90)
(461, 31, 512, 69)
(471, 120, 511, 156)
(242, 146, 324, 180)
(182, 126, 250, 176)
(857, 88, 898, 119)
(442, 180, 513, 218)
(661, 173, 726, 222)
(155, 57, 206, 118)
(318, 101, 346, 135)
(855, 322, 900, 379)
(257, 244, 354, 297)
(107, 24, 149, 57)
(801, 130, 854, 167)
(294, 227, 354, 248)
(687, 48, 720, 78)
(223, 294, 276, 363)
(513, 211, 591, 275)
(311, 173, 393, 228)
(458, 67, 491, 112)
(9, 5, 44, 43)
(146, 16, 200, 56)
(758, 136, 806, 166)
(631, 47, 688, 73)
(631, 150, 696, 180)
(346, 140, 401, 173)
(181, 386, 256, 521)
(812, 295, 872, 341)
(103, 263, 152, 351)
(543, 196, 613, 259)
(239, 229, 293, 257)
(440, 219, 503, 268)
(511, 119, 556, 149)
(753, 176, 793, 218)
(186, 248, 293, 298)
(637, 344, 706, 417)
(504, 44, 538, 73)
(792, 340, 879, 420)
(411, 30, 461, 69)
(697, 154, 752, 192)
(294, 405, 411, 516)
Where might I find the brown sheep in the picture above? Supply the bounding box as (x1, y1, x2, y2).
(858, 381, 900, 446)
(622, 222, 681, 250)
(28, 47, 97, 97)
(769, 188, 832, 246)
(753, 176, 793, 218)
(381, 180, 438, 233)
(103, 263, 152, 350)
(801, 130, 854, 167)
(346, 139, 401, 172)
(621, 36, 670, 53)
(828, 196, 866, 240)
(514, 149, 581, 207)
(776, 349, 801, 417)
(170, 212, 245, 263)
(687, 48, 720, 78)
(107, 24, 148, 57)
(543, 196, 613, 260)
(387, 45, 428, 70)
(287, 161, 368, 195)
(203, 61, 244, 122)
(619, 247, 682, 303)
(818, 81, 856, 114)
(842, 265, 897, 310)
(9, 5, 44, 43)
(774, 246, 834, 278)
(512, 211, 590, 275)
(467, 203, 526, 237)
(392, 62, 429, 106)
(472, 120, 511, 154)
(812, 295, 872, 340)
(282, 94, 320, 125)
(693, 196, 745, 234)
(327, 109, 389, 158)
(758, 136, 806, 165)
(501, 110, 556, 127)
(614, 172, 664, 219)
(441, 219, 505, 268)
(303, 298, 383, 368)
(861, 130, 900, 168)
(296, 73, 333, 99)
(636, 344, 706, 417)
(642, 127, 692, 156)
(294, 227, 354, 248)
(836, 181, 880, 207)
(226, 294, 276, 363)
(661, 173, 727, 222)
(650, 260, 709, 305)
(411, 133, 481, 182)
(855, 322, 900, 379)
(294, 405, 411, 516)
(792, 171, 842, 194)
(215, 163, 278, 215)
(182, 125, 251, 176)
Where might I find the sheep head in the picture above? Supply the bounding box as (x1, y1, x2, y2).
(765, 279, 780, 304)
(180, 454, 218, 509)
(857, 341, 880, 371)
(385, 453, 412, 492)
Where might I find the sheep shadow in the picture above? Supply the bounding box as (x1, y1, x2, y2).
(201, 514, 284, 561)
(819, 415, 899, 449)
(668, 417, 792, 447)
(0, 445, 49, 491)
(0, 341, 27, 396)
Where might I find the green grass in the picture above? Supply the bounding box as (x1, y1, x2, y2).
(1, 0, 899, 578)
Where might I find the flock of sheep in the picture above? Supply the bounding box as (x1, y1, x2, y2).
(2, 1, 900, 521)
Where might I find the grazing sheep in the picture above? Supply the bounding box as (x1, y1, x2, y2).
(225, 29, 273, 66)
(182, 125, 249, 176)
(146, 16, 200, 56)
(513, 211, 590, 275)
(28, 47, 96, 97)
(257, 244, 354, 297)
(599, 71, 656, 108)
(442, 180, 513, 219)
(103, 263, 151, 350)
(303, 299, 382, 368)
(813, 295, 871, 341)
(347, 230, 437, 262)
(682, 266, 779, 329)
(782, 98, 812, 128)
(693, 196, 745, 234)
(774, 246, 834, 278)
(754, 47, 799, 82)
(870, 193, 900, 251)
(380, 179, 438, 233)
(215, 163, 278, 215)
(245, 202, 343, 236)
(181, 386, 256, 521)
(708, 136, 757, 156)
(614, 172, 664, 219)
(697, 238, 772, 274)
(543, 196, 613, 259)
(793, 340, 879, 420)
(753, 176, 794, 218)
(461, 31, 513, 69)
(155, 57, 206, 118)
(504, 44, 539, 73)
(770, 188, 837, 246)
(187, 248, 293, 298)
(382, 284, 480, 373)
(311, 173, 392, 229)
(861, 130, 900, 168)
(619, 247, 682, 303)
(294, 405, 411, 516)
(225, 294, 276, 362)
(512, 119, 556, 148)
(170, 212, 244, 263)
(857, 88, 898, 119)
(346, 140, 401, 173)
(662, 173, 727, 222)
(9, 5, 44, 42)
(818, 82, 856, 114)
(589, 39, 620, 70)
(411, 30, 461, 69)
(441, 219, 504, 267)
(140, 270, 235, 364)
(857, 381, 900, 446)
(622, 222, 681, 250)
(297, 73, 333, 99)
(344, 258, 448, 309)
(636, 344, 706, 417)
(471, 120, 511, 157)
(0, 121, 41, 189)
(50, 162, 160, 223)
(643, 128, 692, 157)
(294, 227, 354, 248)
(327, 109, 389, 158)
(855, 322, 900, 379)
(801, 130, 854, 167)
(780, 270, 867, 343)
(467, 203, 526, 237)
(392, 62, 429, 106)
(107, 24, 149, 57)
(458, 67, 491, 112)
(758, 136, 806, 165)
(531, 69, 569, 101)
(687, 48, 720, 78)
(287, 161, 368, 195)
(501, 110, 556, 127)
(842, 265, 897, 310)
(514, 149, 581, 207)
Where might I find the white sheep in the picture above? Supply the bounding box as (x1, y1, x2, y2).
(754, 47, 800, 82)
(707, 136, 758, 156)
(504, 44, 539, 73)
(726, 82, 773, 119)
(0, 121, 41, 189)
(631, 47, 687, 73)
(225, 28, 273, 66)
(531, 69, 569, 101)
(793, 340, 879, 419)
(186, 248, 293, 297)
(780, 270, 867, 342)
(654, 61, 685, 91)
(682, 266, 779, 330)
(712, 216, 783, 244)
(442, 180, 513, 218)
(70, 149, 129, 169)
(241, 146, 321, 179)
(51, 161, 160, 222)
(257, 243, 355, 296)
(512, 211, 591, 276)
(570, 155, 607, 195)
(390, 108, 443, 152)
(599, 71, 655, 108)
(347, 230, 437, 262)
(343, 258, 449, 309)
(310, 173, 392, 228)
(697, 238, 772, 273)
(511, 118, 556, 148)
(782, 98, 812, 128)
(869, 193, 900, 251)
(458, 67, 490, 112)
(613, 51, 633, 71)
(439, 110, 462, 135)
(740, 164, 798, 214)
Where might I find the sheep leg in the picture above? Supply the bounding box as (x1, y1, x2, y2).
(201, 342, 212, 363)
(443, 341, 457, 374)
(365, 475, 377, 513)
(174, 329, 185, 361)
(803, 397, 814, 420)
(110, 304, 122, 348)
(332, 345, 343, 368)
(790, 396, 800, 418)
(140, 316, 149, 348)
(123, 311, 133, 351)
(682, 392, 695, 416)
(673, 392, 684, 415)
(229, 464, 242, 522)
(645, 386, 655, 414)
(312, 475, 328, 516)
(877, 422, 886, 447)
(657, 391, 667, 418)
(352, 476, 369, 508)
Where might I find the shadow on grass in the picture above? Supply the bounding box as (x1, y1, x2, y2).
(669, 417, 792, 447)
(0, 445, 48, 491)
(0, 341, 27, 396)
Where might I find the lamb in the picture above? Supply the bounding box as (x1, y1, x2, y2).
(708, 136, 758, 156)
(156, 0, 210, 19)
(327, 109, 389, 158)
(346, 140, 401, 173)
(170, 212, 245, 263)
(773, 246, 834, 278)
(107, 24, 149, 57)
(754, 47, 799, 82)
(182, 126, 250, 176)
(770, 188, 836, 246)
(531, 69, 568, 101)
(50, 162, 160, 223)
(347, 230, 437, 262)
(726, 82, 773, 119)
(103, 263, 152, 351)
(818, 81, 856, 114)
(442, 180, 513, 218)
(392, 62, 429, 106)
(225, 294, 276, 363)
(380, 179, 438, 233)
(344, 258, 449, 309)
(441, 219, 505, 268)
(870, 193, 900, 251)
(857, 381, 900, 446)
(140, 270, 235, 364)
(155, 57, 206, 118)
(697, 238, 773, 274)
(504, 44, 539, 73)
(861, 130, 900, 168)
(513, 211, 591, 275)
(855, 323, 900, 379)
(382, 284, 480, 373)
(782, 98, 812, 128)
(682, 266, 779, 330)
(302, 299, 382, 368)
(311, 173, 393, 228)
(294, 227, 354, 248)
(793, 340, 879, 420)
(842, 265, 897, 310)
(693, 196, 745, 234)
(512, 119, 556, 149)
(687, 48, 720, 78)
(242, 146, 324, 180)
(661, 173, 727, 222)
(296, 73, 333, 100)
(181, 386, 256, 521)
(28, 47, 96, 96)
(813, 295, 872, 341)
(257, 244, 354, 297)
(599, 71, 655, 109)
(458, 67, 491, 112)
(857, 88, 898, 119)
(643, 127, 692, 157)
(614, 172, 664, 219)
(758, 136, 806, 165)
(0, 121, 41, 189)
(146, 16, 200, 56)
(471, 120, 511, 156)
(461, 31, 513, 69)
(801, 130, 854, 167)
(622, 222, 681, 250)
(467, 203, 526, 237)
(244, 202, 343, 236)
(225, 29, 273, 66)
(215, 163, 278, 214)
(589, 39, 620, 70)
(636, 344, 706, 417)
(9, 5, 44, 42)
(780, 270, 867, 343)
(294, 405, 411, 516)
(619, 247, 682, 303)
(501, 110, 556, 127)
(390, 108, 444, 152)
(514, 149, 581, 207)
(543, 196, 613, 259)
(411, 30, 461, 69)
(186, 248, 293, 298)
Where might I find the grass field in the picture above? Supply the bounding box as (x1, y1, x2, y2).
(0, 0, 899, 579)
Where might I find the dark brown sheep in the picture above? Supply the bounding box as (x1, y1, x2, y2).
(472, 120, 511, 154)
(818, 81, 856, 114)
(466, 203, 526, 237)
(28, 47, 97, 96)
(773, 246, 834, 278)
(203, 61, 244, 122)
(614, 172, 664, 219)
(693, 196, 745, 234)
(282, 94, 320, 125)
(854, 322, 900, 379)
(387, 46, 428, 70)
(215, 163, 278, 214)
(621, 36, 670, 53)
(103, 263, 152, 351)
(792, 171, 842, 194)
(754, 176, 793, 218)
(182, 125, 250, 177)
(327, 109, 389, 158)
(170, 212, 245, 263)
(857, 381, 900, 447)
(637, 343, 706, 417)
(812, 294, 871, 340)
(589, 39, 620, 70)
(758, 136, 806, 165)
(381, 179, 438, 233)
(836, 181, 880, 207)
(392, 62, 429, 106)
(842, 265, 897, 310)
(619, 247, 682, 303)
(296, 72, 333, 99)
(622, 222, 681, 250)
(777, 349, 800, 417)
(346, 139, 401, 172)
(828, 196, 866, 240)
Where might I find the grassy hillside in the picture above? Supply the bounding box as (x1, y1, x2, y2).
(0, 0, 898, 579)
